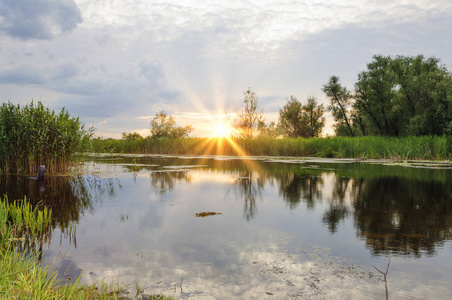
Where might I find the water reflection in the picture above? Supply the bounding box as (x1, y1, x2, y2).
(322, 177, 352, 234)
(150, 171, 191, 194)
(352, 177, 452, 257)
(231, 172, 263, 221)
(278, 173, 324, 210)
(86, 155, 452, 257)
(0, 174, 121, 245)
(2, 155, 452, 298)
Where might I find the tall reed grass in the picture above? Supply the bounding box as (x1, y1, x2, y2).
(0, 101, 92, 174)
(91, 135, 452, 160)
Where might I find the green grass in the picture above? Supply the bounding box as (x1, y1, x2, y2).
(0, 196, 174, 299)
(0, 101, 92, 174)
(91, 135, 452, 160)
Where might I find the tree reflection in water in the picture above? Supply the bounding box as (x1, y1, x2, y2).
(278, 173, 324, 210)
(232, 172, 264, 221)
(322, 176, 352, 234)
(4, 155, 450, 258)
(267, 163, 452, 257)
(149, 170, 191, 194)
(351, 177, 452, 257)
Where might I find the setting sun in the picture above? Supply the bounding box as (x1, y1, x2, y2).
(211, 122, 233, 137)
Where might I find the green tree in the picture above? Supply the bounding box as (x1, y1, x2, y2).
(258, 121, 281, 137)
(226, 89, 265, 139)
(278, 96, 325, 138)
(354, 55, 402, 136)
(121, 132, 143, 141)
(303, 97, 325, 138)
(353, 54, 452, 136)
(150, 111, 193, 139)
(278, 96, 306, 138)
(322, 76, 355, 136)
(391, 55, 452, 135)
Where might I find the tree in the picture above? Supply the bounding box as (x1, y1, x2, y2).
(258, 121, 281, 137)
(390, 55, 452, 135)
(325, 55, 452, 137)
(150, 111, 193, 139)
(278, 96, 306, 138)
(322, 76, 355, 136)
(353, 54, 452, 136)
(226, 89, 265, 139)
(303, 97, 325, 138)
(122, 132, 143, 141)
(278, 96, 325, 138)
(354, 55, 402, 136)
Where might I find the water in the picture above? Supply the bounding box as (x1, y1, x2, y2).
(2, 154, 452, 299)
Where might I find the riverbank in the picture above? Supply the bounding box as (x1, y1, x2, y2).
(91, 135, 452, 160)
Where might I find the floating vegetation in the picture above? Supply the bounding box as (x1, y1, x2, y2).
(195, 212, 222, 217)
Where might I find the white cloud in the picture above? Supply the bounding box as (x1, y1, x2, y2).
(0, 0, 451, 137)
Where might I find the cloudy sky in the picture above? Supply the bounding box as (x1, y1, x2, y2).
(1, 0, 451, 137)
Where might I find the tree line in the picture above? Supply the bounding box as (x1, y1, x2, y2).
(324, 54, 452, 137)
(129, 90, 326, 140)
(124, 54, 451, 141)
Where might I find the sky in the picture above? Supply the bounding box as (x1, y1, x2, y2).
(1, 0, 451, 138)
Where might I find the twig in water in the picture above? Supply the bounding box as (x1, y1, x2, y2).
(373, 256, 391, 300)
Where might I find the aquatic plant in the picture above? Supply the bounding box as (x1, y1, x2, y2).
(0, 195, 52, 254)
(0, 101, 92, 174)
(0, 196, 175, 299)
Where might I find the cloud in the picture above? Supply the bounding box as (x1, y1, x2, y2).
(139, 60, 165, 90)
(0, 0, 82, 40)
(1, 0, 451, 137)
(0, 65, 48, 85)
(0, 63, 80, 86)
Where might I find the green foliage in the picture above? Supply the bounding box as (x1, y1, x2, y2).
(278, 96, 325, 138)
(121, 131, 143, 141)
(258, 121, 281, 138)
(278, 96, 304, 137)
(150, 111, 193, 139)
(303, 97, 325, 138)
(328, 54, 452, 137)
(0, 101, 92, 174)
(354, 55, 404, 136)
(322, 75, 356, 136)
(226, 88, 265, 139)
(0, 196, 52, 253)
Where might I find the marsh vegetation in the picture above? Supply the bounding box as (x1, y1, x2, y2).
(0, 101, 92, 174)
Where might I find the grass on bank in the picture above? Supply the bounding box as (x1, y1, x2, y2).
(91, 135, 452, 160)
(0, 195, 173, 300)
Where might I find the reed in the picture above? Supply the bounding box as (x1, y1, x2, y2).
(91, 135, 452, 160)
(0, 101, 92, 174)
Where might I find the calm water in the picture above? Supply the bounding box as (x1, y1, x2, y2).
(2, 155, 452, 299)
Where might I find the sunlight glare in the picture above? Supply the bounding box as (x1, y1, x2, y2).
(211, 122, 232, 137)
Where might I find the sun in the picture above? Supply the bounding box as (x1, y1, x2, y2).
(211, 122, 232, 137)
